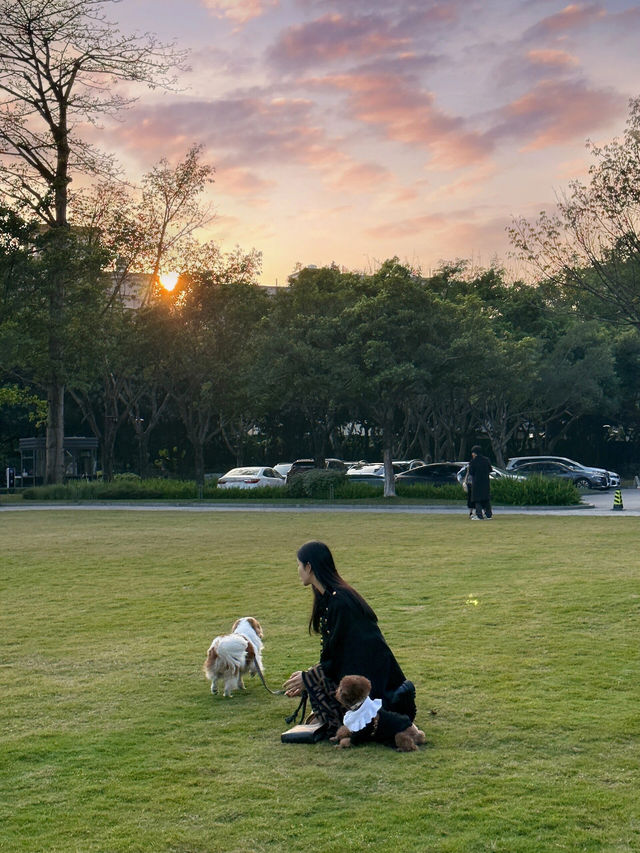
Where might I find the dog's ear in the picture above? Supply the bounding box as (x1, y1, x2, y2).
(231, 618, 241, 633)
(248, 618, 263, 638)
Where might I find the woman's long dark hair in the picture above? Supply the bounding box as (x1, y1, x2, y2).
(297, 540, 377, 633)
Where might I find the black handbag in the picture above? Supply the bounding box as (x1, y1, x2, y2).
(281, 692, 328, 743)
(281, 719, 328, 743)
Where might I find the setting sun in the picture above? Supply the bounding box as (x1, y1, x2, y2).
(159, 271, 180, 292)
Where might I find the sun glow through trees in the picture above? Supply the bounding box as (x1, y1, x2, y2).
(159, 271, 180, 292)
(158, 272, 180, 293)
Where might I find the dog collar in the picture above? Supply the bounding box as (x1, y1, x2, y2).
(343, 696, 382, 732)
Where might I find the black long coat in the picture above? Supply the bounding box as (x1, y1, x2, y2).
(318, 588, 406, 706)
(469, 453, 492, 502)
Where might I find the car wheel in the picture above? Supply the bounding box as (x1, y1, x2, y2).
(575, 477, 591, 489)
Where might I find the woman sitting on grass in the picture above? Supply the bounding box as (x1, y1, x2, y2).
(283, 540, 416, 736)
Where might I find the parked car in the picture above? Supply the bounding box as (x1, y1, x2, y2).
(286, 458, 346, 483)
(506, 456, 617, 488)
(324, 458, 347, 471)
(346, 461, 418, 482)
(272, 462, 293, 478)
(455, 463, 525, 484)
(512, 460, 607, 490)
(217, 466, 286, 489)
(395, 462, 466, 486)
(345, 463, 386, 483)
(393, 459, 427, 472)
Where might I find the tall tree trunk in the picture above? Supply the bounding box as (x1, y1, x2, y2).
(43, 105, 71, 484)
(46, 382, 65, 484)
(102, 427, 117, 482)
(193, 440, 205, 487)
(137, 431, 150, 478)
(382, 426, 396, 498)
(46, 273, 66, 484)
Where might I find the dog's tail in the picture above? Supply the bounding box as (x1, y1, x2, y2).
(204, 635, 251, 676)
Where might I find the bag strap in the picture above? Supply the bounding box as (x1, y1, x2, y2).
(285, 691, 308, 725)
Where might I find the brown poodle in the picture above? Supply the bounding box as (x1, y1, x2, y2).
(330, 675, 426, 752)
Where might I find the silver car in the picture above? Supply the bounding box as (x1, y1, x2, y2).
(217, 466, 286, 489)
(506, 456, 612, 489)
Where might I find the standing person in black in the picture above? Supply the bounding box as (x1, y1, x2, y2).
(469, 445, 493, 519)
(283, 540, 416, 736)
(463, 466, 475, 518)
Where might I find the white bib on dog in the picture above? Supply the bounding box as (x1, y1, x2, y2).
(343, 696, 382, 732)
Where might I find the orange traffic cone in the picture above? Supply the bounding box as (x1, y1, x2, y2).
(612, 489, 624, 511)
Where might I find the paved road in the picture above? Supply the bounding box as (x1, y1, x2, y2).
(2, 488, 639, 515)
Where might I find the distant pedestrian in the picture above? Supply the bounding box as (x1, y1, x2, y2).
(469, 446, 493, 520)
(462, 467, 474, 518)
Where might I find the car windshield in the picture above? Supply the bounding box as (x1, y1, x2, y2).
(227, 467, 261, 476)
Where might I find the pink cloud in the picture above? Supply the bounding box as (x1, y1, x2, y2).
(299, 0, 463, 35)
(367, 212, 449, 240)
(494, 45, 581, 88)
(329, 161, 391, 193)
(526, 48, 579, 69)
(106, 95, 344, 172)
(105, 95, 396, 197)
(524, 4, 606, 40)
(214, 164, 275, 200)
(390, 186, 420, 205)
(201, 0, 278, 25)
(438, 216, 513, 258)
(316, 71, 492, 168)
(269, 2, 466, 72)
(492, 80, 625, 150)
(608, 6, 640, 30)
(364, 208, 514, 272)
(269, 13, 411, 68)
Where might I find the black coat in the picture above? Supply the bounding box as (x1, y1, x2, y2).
(318, 588, 406, 706)
(469, 453, 492, 502)
(350, 708, 414, 746)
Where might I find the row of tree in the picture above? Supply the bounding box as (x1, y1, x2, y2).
(3, 228, 640, 493)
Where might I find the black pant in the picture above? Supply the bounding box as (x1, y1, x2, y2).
(475, 500, 492, 519)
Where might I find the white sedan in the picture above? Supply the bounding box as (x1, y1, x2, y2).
(216, 466, 286, 489)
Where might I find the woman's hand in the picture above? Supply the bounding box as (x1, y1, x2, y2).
(283, 670, 304, 697)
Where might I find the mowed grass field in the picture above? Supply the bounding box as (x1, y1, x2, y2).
(1, 510, 638, 853)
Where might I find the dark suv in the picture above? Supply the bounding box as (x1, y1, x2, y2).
(506, 456, 616, 488)
(513, 460, 607, 490)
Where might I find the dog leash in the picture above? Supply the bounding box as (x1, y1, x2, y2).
(248, 648, 313, 726)
(252, 659, 311, 726)
(253, 658, 285, 696)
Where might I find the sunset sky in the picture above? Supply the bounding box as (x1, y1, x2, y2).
(102, 0, 640, 285)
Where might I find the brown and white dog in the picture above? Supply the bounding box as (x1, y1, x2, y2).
(331, 674, 426, 751)
(203, 617, 264, 697)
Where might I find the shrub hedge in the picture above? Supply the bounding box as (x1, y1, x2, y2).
(20, 470, 582, 505)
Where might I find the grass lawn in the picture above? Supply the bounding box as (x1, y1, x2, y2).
(1, 510, 638, 852)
